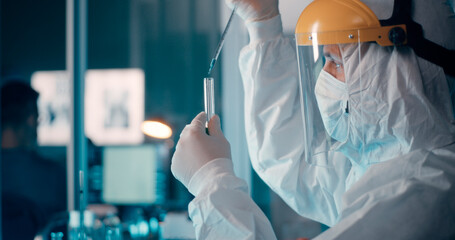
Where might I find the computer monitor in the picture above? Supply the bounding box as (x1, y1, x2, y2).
(31, 69, 145, 146)
(102, 145, 165, 205)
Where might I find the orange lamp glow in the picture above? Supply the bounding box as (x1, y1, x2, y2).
(141, 121, 173, 139)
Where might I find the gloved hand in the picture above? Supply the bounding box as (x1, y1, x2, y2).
(171, 112, 231, 188)
(225, 0, 279, 23)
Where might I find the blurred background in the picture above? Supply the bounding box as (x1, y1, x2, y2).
(0, 0, 329, 239)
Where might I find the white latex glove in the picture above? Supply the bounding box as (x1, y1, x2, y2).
(171, 112, 231, 188)
(225, 0, 279, 23)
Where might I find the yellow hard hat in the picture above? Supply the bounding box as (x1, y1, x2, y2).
(295, 0, 406, 46)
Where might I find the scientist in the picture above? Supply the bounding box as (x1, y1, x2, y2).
(171, 0, 455, 239)
(1, 81, 67, 239)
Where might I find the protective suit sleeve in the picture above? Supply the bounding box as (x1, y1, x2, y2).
(314, 146, 455, 240)
(239, 15, 350, 226)
(188, 158, 277, 240)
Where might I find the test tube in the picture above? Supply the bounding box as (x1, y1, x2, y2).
(204, 77, 215, 127)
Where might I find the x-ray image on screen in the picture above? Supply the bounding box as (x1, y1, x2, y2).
(85, 68, 144, 145)
(31, 69, 145, 146)
(31, 71, 71, 146)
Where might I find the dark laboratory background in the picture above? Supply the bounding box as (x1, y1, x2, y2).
(0, 0, 223, 239)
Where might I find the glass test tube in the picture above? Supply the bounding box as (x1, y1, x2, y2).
(204, 77, 215, 126)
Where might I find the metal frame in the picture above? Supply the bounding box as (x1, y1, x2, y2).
(66, 0, 88, 227)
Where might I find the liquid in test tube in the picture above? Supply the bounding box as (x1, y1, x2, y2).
(204, 77, 215, 127)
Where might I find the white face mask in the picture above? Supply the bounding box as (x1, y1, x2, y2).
(314, 69, 349, 142)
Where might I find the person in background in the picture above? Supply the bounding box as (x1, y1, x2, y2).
(1, 80, 67, 239)
(170, 0, 455, 239)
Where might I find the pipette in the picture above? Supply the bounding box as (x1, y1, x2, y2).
(207, 6, 237, 76)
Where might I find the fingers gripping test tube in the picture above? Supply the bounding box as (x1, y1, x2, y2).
(204, 77, 215, 127)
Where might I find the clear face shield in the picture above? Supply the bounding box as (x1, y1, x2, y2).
(296, 30, 367, 166)
(293, 0, 410, 167)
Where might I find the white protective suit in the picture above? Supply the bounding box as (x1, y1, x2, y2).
(187, 1, 455, 239)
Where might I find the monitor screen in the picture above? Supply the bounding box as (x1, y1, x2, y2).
(31, 69, 145, 146)
(102, 145, 159, 204)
